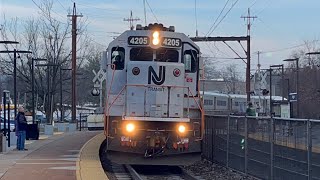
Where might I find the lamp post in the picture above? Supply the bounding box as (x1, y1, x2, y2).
(270, 64, 284, 101)
(285, 78, 292, 118)
(0, 49, 32, 118)
(60, 68, 72, 122)
(267, 68, 273, 116)
(35, 63, 60, 124)
(283, 58, 299, 117)
(29, 58, 47, 124)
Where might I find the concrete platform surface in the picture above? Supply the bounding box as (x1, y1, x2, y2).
(76, 133, 108, 180)
(0, 131, 100, 180)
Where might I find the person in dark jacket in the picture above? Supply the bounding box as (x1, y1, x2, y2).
(246, 102, 256, 116)
(16, 106, 28, 151)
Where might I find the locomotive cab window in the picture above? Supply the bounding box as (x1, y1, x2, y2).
(111, 47, 125, 70)
(130, 47, 153, 61)
(155, 48, 179, 62)
(183, 50, 197, 73)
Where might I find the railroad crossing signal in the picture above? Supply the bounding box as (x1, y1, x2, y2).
(241, 138, 245, 150)
(289, 93, 298, 102)
(91, 88, 100, 96)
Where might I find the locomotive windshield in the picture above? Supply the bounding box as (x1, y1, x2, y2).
(130, 47, 153, 61)
(156, 48, 179, 62)
(130, 47, 179, 62)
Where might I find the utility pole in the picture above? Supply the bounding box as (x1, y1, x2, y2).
(60, 68, 72, 122)
(241, 8, 257, 36)
(257, 51, 261, 112)
(68, 3, 82, 124)
(30, 58, 47, 124)
(124, 11, 140, 30)
(241, 8, 257, 103)
(143, 0, 147, 26)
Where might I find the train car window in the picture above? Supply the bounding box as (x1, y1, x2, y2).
(204, 99, 213, 105)
(217, 100, 227, 106)
(155, 48, 179, 62)
(111, 47, 125, 70)
(183, 50, 197, 73)
(130, 47, 153, 61)
(235, 102, 239, 106)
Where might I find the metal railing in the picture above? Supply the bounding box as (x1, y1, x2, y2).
(203, 115, 320, 180)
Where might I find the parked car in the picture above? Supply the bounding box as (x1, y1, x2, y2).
(0, 118, 15, 133)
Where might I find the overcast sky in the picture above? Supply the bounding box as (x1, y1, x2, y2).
(1, 0, 320, 74)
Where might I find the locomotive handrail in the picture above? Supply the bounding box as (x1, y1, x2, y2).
(104, 63, 116, 136)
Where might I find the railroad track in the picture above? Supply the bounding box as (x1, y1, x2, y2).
(100, 140, 202, 179)
(102, 158, 202, 180)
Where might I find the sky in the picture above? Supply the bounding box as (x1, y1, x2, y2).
(1, 0, 320, 75)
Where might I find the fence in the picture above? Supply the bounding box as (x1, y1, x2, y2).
(203, 115, 320, 180)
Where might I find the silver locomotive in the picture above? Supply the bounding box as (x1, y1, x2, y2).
(94, 23, 203, 165)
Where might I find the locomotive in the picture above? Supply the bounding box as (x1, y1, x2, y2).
(94, 23, 204, 165)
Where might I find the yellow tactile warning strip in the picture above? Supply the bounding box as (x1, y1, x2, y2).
(77, 133, 108, 180)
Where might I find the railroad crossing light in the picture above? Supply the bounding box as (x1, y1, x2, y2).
(240, 138, 245, 150)
(91, 88, 100, 96)
(262, 89, 269, 95)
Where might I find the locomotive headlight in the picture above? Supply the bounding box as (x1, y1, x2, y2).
(178, 125, 186, 133)
(126, 123, 135, 133)
(152, 31, 160, 45)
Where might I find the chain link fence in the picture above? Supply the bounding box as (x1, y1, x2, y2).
(203, 115, 320, 180)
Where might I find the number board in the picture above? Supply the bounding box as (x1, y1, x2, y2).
(128, 36, 149, 45)
(162, 37, 181, 47)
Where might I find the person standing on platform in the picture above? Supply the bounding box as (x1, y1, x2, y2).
(15, 106, 28, 151)
(246, 102, 256, 116)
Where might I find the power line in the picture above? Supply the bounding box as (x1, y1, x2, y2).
(31, 0, 68, 25)
(145, 0, 159, 22)
(207, 0, 240, 37)
(260, 40, 320, 54)
(255, 0, 272, 15)
(249, 0, 258, 8)
(194, 0, 198, 37)
(71, 1, 121, 12)
(206, 0, 230, 37)
(57, 0, 67, 11)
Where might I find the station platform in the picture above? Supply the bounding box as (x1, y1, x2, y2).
(0, 131, 108, 180)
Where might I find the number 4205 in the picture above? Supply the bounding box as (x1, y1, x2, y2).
(129, 37, 148, 45)
(162, 38, 181, 47)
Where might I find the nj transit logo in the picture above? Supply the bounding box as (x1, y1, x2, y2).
(148, 66, 166, 85)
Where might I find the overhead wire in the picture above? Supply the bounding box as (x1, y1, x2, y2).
(207, 0, 240, 37)
(145, 0, 159, 22)
(261, 40, 320, 54)
(57, 0, 67, 11)
(205, 0, 230, 37)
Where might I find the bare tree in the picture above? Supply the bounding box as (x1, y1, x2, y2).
(0, 0, 100, 123)
(284, 41, 320, 119)
(202, 57, 219, 79)
(220, 64, 243, 94)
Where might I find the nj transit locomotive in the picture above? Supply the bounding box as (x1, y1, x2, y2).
(98, 23, 203, 165)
